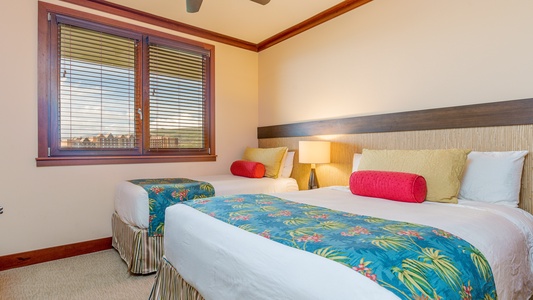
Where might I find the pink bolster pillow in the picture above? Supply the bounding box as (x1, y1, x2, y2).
(349, 171, 427, 203)
(230, 160, 266, 178)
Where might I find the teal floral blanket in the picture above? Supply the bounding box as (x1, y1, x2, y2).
(129, 178, 214, 236)
(184, 194, 496, 300)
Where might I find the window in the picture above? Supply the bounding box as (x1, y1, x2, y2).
(37, 5, 215, 166)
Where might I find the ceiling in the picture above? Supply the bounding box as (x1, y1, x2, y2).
(105, 0, 346, 44)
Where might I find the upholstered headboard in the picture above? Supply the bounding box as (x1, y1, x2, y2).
(258, 98, 533, 214)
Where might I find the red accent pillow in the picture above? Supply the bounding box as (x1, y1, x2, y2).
(349, 171, 427, 203)
(230, 160, 266, 178)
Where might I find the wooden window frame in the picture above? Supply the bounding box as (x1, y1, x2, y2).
(37, 2, 216, 167)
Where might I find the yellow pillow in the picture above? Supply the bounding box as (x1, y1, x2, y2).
(357, 149, 471, 203)
(242, 147, 288, 178)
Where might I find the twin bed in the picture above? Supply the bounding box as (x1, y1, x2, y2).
(112, 151, 299, 274)
(153, 188, 533, 299)
(148, 149, 533, 300)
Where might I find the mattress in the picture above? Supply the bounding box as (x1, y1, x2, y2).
(163, 187, 533, 300)
(114, 174, 299, 228)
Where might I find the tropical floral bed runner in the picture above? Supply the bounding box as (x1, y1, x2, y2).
(129, 178, 215, 236)
(184, 194, 496, 300)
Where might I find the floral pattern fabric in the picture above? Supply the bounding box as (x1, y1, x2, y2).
(129, 178, 214, 236)
(184, 194, 496, 300)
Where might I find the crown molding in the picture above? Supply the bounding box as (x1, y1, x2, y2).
(258, 0, 372, 51)
(59, 0, 258, 51)
(58, 0, 373, 52)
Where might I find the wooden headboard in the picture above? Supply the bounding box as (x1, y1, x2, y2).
(258, 98, 533, 214)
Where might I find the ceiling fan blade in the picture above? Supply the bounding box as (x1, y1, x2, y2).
(250, 0, 270, 5)
(186, 0, 203, 13)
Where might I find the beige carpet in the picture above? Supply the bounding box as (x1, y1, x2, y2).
(0, 249, 155, 300)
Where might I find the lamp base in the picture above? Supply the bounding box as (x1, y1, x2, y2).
(308, 168, 319, 190)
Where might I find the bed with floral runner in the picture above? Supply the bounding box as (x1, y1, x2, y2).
(127, 178, 215, 237)
(112, 174, 299, 274)
(150, 187, 533, 300)
(112, 178, 214, 274)
(112, 148, 299, 275)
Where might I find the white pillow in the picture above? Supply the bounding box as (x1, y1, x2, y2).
(280, 151, 295, 178)
(458, 151, 528, 207)
(352, 153, 362, 172)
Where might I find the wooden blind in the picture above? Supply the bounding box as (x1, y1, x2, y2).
(148, 41, 208, 150)
(58, 23, 138, 150)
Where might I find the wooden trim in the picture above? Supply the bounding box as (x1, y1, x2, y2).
(37, 2, 50, 159)
(36, 154, 217, 167)
(42, 2, 216, 51)
(257, 0, 373, 51)
(257, 98, 533, 139)
(59, 0, 258, 51)
(37, 2, 217, 167)
(0, 237, 112, 271)
(56, 0, 373, 53)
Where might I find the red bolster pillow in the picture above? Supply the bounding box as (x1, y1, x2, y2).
(349, 171, 427, 203)
(230, 160, 266, 178)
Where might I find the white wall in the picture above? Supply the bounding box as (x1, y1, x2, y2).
(258, 0, 533, 126)
(0, 0, 259, 255)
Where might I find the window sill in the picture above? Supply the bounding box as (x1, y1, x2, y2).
(35, 155, 217, 167)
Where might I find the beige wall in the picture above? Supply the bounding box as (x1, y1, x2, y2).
(0, 0, 259, 255)
(258, 0, 533, 126)
(4, 0, 533, 256)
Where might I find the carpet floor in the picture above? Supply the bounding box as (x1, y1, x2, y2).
(0, 249, 155, 300)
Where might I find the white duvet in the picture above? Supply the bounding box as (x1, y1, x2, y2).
(164, 187, 533, 300)
(114, 174, 299, 228)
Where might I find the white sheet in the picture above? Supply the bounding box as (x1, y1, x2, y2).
(164, 187, 533, 300)
(114, 174, 298, 228)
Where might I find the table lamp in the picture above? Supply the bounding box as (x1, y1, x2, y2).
(299, 141, 331, 189)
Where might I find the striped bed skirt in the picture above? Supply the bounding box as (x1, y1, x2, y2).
(111, 212, 163, 274)
(149, 256, 205, 300)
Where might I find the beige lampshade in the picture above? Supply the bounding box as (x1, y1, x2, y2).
(299, 141, 331, 164)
